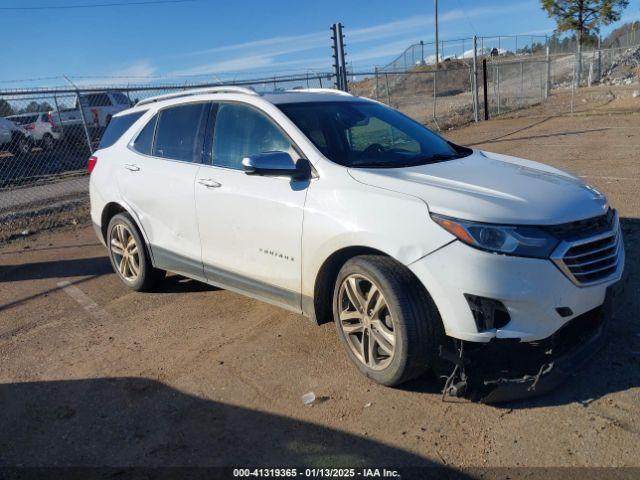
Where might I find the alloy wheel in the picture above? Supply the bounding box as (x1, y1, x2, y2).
(338, 274, 396, 370)
(110, 223, 140, 282)
(18, 137, 30, 155)
(43, 134, 54, 151)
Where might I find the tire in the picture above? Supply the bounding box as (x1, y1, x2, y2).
(107, 213, 165, 291)
(332, 255, 444, 386)
(9, 134, 32, 157)
(42, 133, 54, 151)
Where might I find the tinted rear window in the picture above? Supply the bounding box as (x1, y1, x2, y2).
(98, 111, 145, 149)
(152, 103, 208, 162)
(9, 115, 38, 125)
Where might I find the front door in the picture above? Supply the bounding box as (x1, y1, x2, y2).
(195, 102, 308, 311)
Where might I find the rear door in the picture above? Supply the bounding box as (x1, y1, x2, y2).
(117, 102, 210, 280)
(194, 102, 308, 311)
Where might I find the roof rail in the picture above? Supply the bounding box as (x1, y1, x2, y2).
(136, 86, 259, 107)
(286, 87, 353, 97)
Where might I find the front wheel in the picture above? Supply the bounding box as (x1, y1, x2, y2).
(107, 213, 165, 291)
(333, 255, 444, 386)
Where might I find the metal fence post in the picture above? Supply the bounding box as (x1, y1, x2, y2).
(482, 59, 489, 120)
(74, 90, 94, 154)
(545, 40, 551, 98)
(571, 59, 576, 114)
(52, 94, 66, 142)
(472, 35, 479, 122)
(596, 37, 602, 82)
(375, 67, 379, 100)
(519, 61, 524, 108)
(496, 64, 501, 115)
(384, 73, 391, 106)
(432, 69, 437, 125)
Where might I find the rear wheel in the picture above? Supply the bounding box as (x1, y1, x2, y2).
(333, 255, 444, 386)
(42, 133, 54, 151)
(107, 213, 164, 291)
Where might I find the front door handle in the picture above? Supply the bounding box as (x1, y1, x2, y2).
(124, 163, 140, 171)
(198, 178, 222, 188)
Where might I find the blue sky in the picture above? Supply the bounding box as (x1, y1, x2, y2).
(1, 0, 640, 87)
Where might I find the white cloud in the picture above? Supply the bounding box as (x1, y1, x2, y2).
(164, 1, 540, 77)
(73, 60, 158, 86)
(177, 2, 535, 61)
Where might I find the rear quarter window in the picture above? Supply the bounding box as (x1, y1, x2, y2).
(98, 111, 145, 149)
(131, 114, 157, 155)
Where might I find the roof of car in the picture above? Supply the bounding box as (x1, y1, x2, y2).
(127, 87, 363, 111)
(261, 90, 362, 105)
(7, 112, 43, 118)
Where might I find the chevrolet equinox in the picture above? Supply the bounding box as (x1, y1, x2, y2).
(89, 87, 625, 402)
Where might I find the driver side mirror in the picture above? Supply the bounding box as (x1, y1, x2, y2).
(242, 152, 311, 180)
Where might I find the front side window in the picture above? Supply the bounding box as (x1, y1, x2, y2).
(98, 111, 145, 149)
(212, 103, 292, 170)
(152, 103, 208, 162)
(278, 101, 470, 168)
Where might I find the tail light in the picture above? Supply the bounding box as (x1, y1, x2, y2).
(24, 124, 35, 130)
(87, 155, 98, 174)
(46, 112, 55, 127)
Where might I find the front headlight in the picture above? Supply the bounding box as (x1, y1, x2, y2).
(431, 213, 559, 258)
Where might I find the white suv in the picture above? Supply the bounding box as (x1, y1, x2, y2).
(89, 87, 624, 402)
(7, 112, 62, 150)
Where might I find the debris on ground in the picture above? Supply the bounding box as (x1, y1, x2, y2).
(601, 46, 640, 86)
(301, 392, 316, 406)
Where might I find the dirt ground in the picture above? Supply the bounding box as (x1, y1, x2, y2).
(1, 93, 639, 476)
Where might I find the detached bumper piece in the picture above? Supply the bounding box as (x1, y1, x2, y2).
(441, 289, 615, 404)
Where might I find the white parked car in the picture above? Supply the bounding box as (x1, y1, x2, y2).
(7, 112, 62, 150)
(0, 116, 32, 156)
(89, 87, 624, 402)
(58, 91, 131, 129)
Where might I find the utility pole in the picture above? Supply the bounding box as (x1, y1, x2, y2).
(330, 22, 348, 92)
(434, 0, 439, 68)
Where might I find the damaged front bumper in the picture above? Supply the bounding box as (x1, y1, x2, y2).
(441, 283, 621, 404)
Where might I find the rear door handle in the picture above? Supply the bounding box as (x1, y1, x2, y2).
(198, 178, 221, 188)
(124, 163, 140, 171)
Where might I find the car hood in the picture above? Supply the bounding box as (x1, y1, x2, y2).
(347, 150, 609, 225)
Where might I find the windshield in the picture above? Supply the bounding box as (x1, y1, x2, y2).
(277, 101, 471, 168)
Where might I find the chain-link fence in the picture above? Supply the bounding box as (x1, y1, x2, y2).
(0, 73, 334, 243)
(3, 29, 640, 244)
(379, 35, 549, 73)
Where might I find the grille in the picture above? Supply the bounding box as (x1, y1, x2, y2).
(552, 212, 622, 286)
(545, 208, 614, 239)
